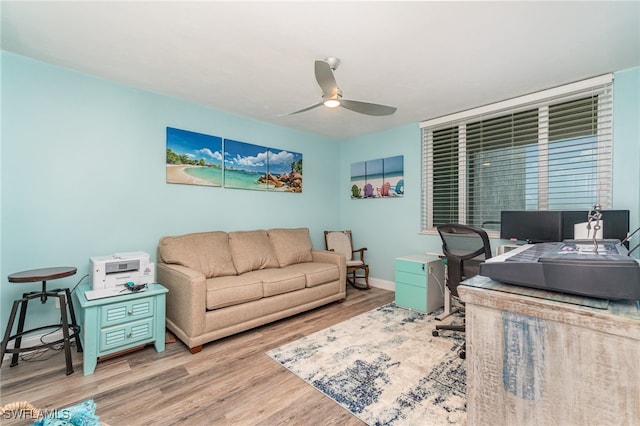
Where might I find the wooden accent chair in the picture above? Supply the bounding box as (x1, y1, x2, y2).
(324, 230, 370, 290)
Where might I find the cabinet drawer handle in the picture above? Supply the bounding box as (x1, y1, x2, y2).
(127, 310, 133, 316)
(127, 332, 132, 338)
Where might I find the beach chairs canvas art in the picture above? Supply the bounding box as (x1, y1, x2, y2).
(350, 155, 404, 199)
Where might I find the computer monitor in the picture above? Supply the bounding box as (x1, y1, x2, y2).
(561, 210, 630, 246)
(500, 211, 563, 243)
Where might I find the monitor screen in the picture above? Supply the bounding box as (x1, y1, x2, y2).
(500, 211, 563, 243)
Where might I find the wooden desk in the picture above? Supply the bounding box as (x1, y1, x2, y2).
(459, 276, 640, 426)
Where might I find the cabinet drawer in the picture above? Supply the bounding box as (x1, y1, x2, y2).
(395, 260, 428, 276)
(100, 297, 154, 327)
(396, 271, 426, 288)
(395, 283, 427, 312)
(100, 318, 154, 352)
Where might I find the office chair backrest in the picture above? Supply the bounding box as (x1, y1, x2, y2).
(437, 224, 492, 298)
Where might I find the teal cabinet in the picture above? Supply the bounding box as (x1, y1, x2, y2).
(395, 255, 445, 314)
(75, 283, 168, 375)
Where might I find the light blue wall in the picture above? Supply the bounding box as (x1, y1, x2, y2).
(338, 124, 441, 284)
(2, 51, 638, 333)
(340, 67, 640, 283)
(612, 67, 640, 238)
(1, 52, 341, 329)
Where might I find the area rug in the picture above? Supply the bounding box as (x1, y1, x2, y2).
(266, 303, 466, 425)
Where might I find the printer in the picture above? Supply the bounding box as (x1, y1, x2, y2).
(90, 251, 155, 290)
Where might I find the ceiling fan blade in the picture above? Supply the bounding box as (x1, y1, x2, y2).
(340, 99, 397, 116)
(314, 60, 339, 97)
(282, 101, 324, 116)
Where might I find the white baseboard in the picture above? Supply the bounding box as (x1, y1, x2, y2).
(2, 330, 65, 361)
(369, 277, 395, 292)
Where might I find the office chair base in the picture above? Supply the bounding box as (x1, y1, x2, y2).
(432, 324, 465, 334)
(432, 326, 466, 359)
(458, 345, 466, 359)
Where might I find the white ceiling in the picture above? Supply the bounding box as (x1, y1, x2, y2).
(2, 1, 639, 140)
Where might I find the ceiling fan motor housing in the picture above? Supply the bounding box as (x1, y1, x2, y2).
(325, 57, 341, 70)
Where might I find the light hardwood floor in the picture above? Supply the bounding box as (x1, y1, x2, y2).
(1, 286, 394, 425)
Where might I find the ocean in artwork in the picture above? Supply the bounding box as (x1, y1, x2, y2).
(166, 127, 224, 187)
(223, 139, 302, 192)
(183, 166, 223, 186)
(223, 168, 268, 191)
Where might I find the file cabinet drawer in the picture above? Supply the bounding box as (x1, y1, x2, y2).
(100, 318, 154, 352)
(100, 297, 154, 327)
(395, 283, 427, 312)
(395, 259, 428, 276)
(395, 270, 427, 288)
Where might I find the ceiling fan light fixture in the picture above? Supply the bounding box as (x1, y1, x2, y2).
(324, 98, 341, 108)
(285, 58, 396, 116)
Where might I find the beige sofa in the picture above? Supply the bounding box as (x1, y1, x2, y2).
(157, 228, 346, 353)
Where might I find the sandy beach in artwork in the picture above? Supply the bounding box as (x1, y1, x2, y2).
(166, 164, 214, 186)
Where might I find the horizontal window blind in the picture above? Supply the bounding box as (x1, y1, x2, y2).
(421, 75, 613, 233)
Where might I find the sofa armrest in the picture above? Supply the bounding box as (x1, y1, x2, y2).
(157, 262, 207, 338)
(311, 250, 347, 292)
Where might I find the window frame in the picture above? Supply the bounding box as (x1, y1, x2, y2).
(420, 74, 614, 236)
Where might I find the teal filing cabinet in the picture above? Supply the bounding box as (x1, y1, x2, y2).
(395, 255, 445, 314)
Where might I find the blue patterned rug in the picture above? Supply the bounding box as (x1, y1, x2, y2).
(267, 303, 466, 425)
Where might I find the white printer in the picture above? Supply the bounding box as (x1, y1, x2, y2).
(90, 251, 155, 290)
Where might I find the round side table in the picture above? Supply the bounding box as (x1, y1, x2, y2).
(0, 266, 83, 375)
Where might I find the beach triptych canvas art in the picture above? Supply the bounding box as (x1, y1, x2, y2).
(166, 127, 302, 193)
(351, 155, 404, 199)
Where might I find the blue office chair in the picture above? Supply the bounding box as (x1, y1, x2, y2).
(432, 223, 492, 359)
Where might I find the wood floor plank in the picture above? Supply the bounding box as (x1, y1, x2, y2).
(0, 286, 394, 424)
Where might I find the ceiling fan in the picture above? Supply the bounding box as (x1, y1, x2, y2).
(286, 57, 397, 116)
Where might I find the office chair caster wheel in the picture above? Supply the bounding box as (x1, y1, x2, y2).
(432, 330, 439, 337)
(458, 349, 466, 359)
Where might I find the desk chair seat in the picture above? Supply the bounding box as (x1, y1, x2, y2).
(432, 224, 492, 359)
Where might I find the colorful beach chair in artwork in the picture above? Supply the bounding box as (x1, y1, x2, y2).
(394, 179, 404, 195)
(363, 183, 374, 198)
(379, 182, 391, 196)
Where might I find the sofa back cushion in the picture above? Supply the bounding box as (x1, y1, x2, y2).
(268, 228, 313, 267)
(228, 230, 279, 274)
(158, 231, 237, 278)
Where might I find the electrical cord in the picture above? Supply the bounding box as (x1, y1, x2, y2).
(19, 274, 87, 363)
(432, 266, 446, 296)
(621, 226, 640, 256)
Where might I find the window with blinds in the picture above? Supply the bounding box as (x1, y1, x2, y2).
(421, 75, 613, 233)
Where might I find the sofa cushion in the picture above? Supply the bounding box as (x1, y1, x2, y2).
(268, 228, 313, 267)
(229, 230, 279, 274)
(244, 268, 306, 297)
(284, 262, 340, 288)
(159, 231, 237, 278)
(206, 275, 263, 310)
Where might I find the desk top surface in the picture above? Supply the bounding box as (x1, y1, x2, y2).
(8, 266, 77, 283)
(461, 275, 640, 321)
